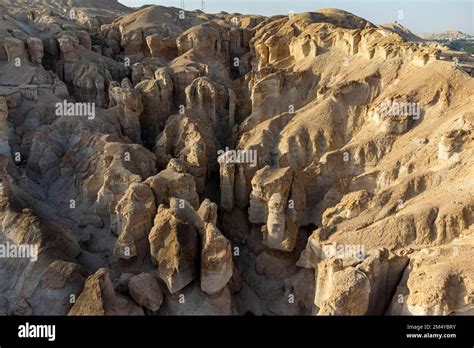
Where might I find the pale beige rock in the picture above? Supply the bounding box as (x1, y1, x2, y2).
(317, 267, 371, 315)
(112, 183, 156, 263)
(145, 159, 200, 210)
(197, 199, 218, 226)
(200, 223, 233, 295)
(69, 268, 144, 316)
(248, 166, 300, 252)
(146, 33, 173, 58)
(438, 129, 469, 160)
(155, 113, 218, 194)
(387, 236, 474, 315)
(0, 2, 473, 318)
(219, 156, 235, 212)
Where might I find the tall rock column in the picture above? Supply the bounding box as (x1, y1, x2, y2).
(0, 97, 11, 160)
(219, 151, 235, 212)
(109, 78, 144, 144)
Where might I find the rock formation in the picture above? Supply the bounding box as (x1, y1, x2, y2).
(0, 1, 472, 317)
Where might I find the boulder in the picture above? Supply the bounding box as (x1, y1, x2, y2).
(148, 204, 199, 293)
(128, 273, 164, 311)
(200, 223, 233, 295)
(69, 268, 144, 316)
(26, 37, 44, 65)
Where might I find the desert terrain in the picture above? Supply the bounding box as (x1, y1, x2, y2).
(0, 0, 472, 316)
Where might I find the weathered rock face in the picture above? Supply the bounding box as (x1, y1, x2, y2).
(43, 129, 157, 232)
(200, 223, 233, 295)
(197, 198, 218, 226)
(367, 100, 415, 134)
(177, 21, 231, 62)
(69, 268, 144, 315)
(109, 78, 144, 143)
(55, 32, 128, 107)
(185, 77, 235, 140)
(0, 1, 473, 318)
(438, 129, 470, 160)
(146, 33, 177, 59)
(26, 37, 44, 65)
(299, 244, 409, 315)
(387, 236, 474, 315)
(121, 28, 145, 59)
(69, 268, 117, 315)
(3, 37, 28, 63)
(322, 190, 370, 226)
(58, 36, 78, 64)
(0, 187, 84, 316)
(135, 72, 173, 146)
(219, 157, 235, 212)
(0, 97, 11, 160)
(244, 69, 317, 128)
(128, 273, 164, 311)
(30, 261, 88, 315)
(147, 196, 234, 296)
(248, 166, 303, 252)
(145, 159, 200, 210)
(148, 203, 199, 294)
(112, 183, 156, 265)
(317, 265, 371, 315)
(155, 113, 218, 194)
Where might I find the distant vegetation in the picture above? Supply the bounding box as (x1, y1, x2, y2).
(446, 40, 474, 54)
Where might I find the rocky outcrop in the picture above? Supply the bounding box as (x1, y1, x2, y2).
(112, 183, 156, 265)
(155, 113, 218, 194)
(201, 223, 233, 295)
(30, 261, 88, 315)
(128, 273, 164, 311)
(438, 129, 469, 160)
(3, 37, 28, 63)
(0, 97, 11, 160)
(299, 245, 409, 315)
(368, 100, 415, 134)
(145, 159, 200, 210)
(69, 268, 144, 315)
(109, 78, 144, 143)
(248, 166, 304, 252)
(0, 2, 473, 318)
(25, 37, 44, 65)
(219, 157, 235, 212)
(135, 72, 173, 146)
(148, 197, 233, 295)
(185, 77, 235, 138)
(322, 190, 370, 226)
(148, 203, 199, 293)
(56, 33, 128, 107)
(317, 265, 371, 315)
(145, 33, 178, 61)
(387, 237, 474, 315)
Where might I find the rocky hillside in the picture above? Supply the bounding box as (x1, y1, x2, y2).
(0, 2, 472, 316)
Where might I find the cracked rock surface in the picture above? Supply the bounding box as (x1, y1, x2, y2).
(0, 1, 472, 316)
